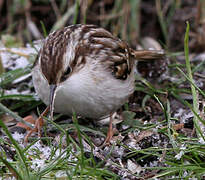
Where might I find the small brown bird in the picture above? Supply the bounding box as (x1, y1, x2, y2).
(26, 24, 164, 143)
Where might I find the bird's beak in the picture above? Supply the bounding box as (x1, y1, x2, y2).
(49, 84, 57, 120)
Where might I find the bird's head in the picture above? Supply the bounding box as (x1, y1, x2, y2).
(38, 32, 72, 120)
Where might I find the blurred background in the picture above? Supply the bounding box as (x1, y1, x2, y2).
(0, 0, 201, 52)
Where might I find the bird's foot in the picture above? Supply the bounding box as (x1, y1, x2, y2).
(24, 107, 49, 143)
(100, 113, 115, 147)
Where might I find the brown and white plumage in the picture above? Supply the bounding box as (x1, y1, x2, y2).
(32, 24, 164, 120)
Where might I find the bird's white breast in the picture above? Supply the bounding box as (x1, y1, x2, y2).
(32, 61, 135, 119)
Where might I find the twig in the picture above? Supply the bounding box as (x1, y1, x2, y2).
(0, 55, 5, 74)
(0, 48, 29, 58)
(50, 0, 61, 20)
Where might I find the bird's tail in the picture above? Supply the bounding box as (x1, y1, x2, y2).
(130, 49, 165, 61)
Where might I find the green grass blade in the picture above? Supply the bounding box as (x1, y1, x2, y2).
(0, 119, 30, 178)
(0, 102, 33, 128)
(184, 21, 202, 139)
(73, 0, 79, 24)
(0, 155, 23, 180)
(176, 66, 205, 98)
(40, 21, 48, 37)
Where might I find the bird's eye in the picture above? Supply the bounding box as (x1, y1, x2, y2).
(60, 66, 71, 82)
(64, 66, 71, 76)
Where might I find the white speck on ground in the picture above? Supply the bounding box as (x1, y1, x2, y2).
(30, 158, 46, 170)
(173, 108, 194, 124)
(149, 160, 158, 167)
(12, 131, 24, 142)
(199, 137, 205, 144)
(29, 141, 51, 160)
(55, 170, 67, 178)
(175, 150, 184, 160)
(175, 144, 186, 160)
(11, 132, 25, 150)
(0, 177, 16, 180)
(127, 159, 142, 174)
(183, 111, 193, 121)
(174, 108, 185, 118)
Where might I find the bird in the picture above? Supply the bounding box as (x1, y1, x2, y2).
(26, 24, 164, 144)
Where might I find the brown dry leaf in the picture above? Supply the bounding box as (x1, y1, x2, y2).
(160, 123, 184, 131)
(172, 123, 184, 131)
(1, 114, 15, 124)
(136, 130, 154, 143)
(16, 115, 35, 131)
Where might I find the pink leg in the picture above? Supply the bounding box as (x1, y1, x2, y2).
(24, 106, 49, 143)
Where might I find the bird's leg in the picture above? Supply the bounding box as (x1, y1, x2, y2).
(24, 106, 49, 143)
(103, 113, 114, 145)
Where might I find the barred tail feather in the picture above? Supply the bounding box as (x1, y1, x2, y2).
(130, 49, 165, 61)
